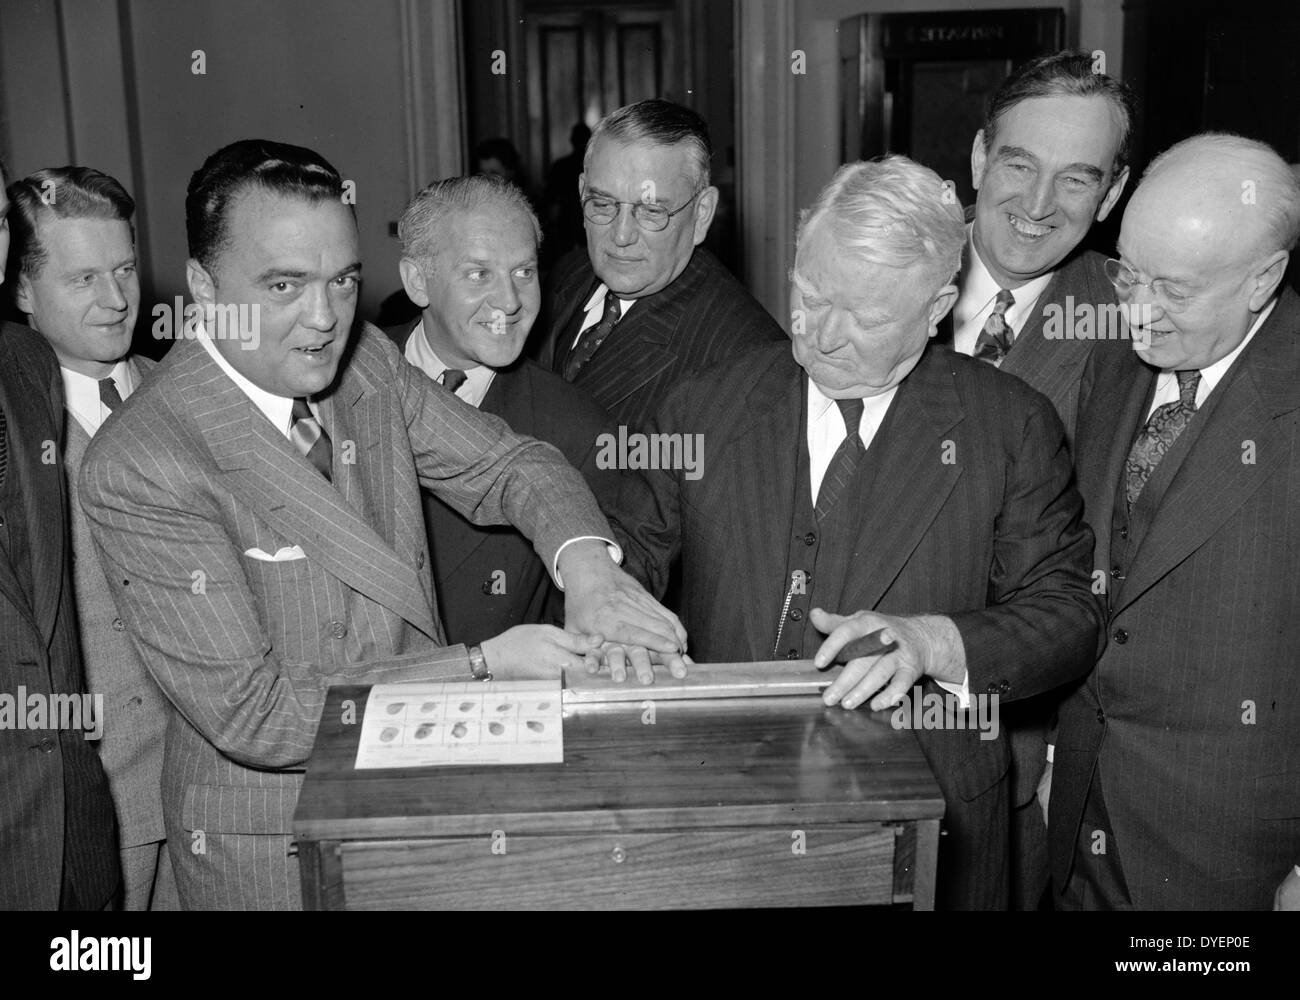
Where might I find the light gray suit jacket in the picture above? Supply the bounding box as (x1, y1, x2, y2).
(80, 324, 610, 910)
(64, 355, 169, 850)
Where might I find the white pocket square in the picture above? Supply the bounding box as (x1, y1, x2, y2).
(244, 545, 307, 562)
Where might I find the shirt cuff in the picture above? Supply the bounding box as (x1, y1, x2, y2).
(1046, 743, 1055, 764)
(552, 536, 622, 590)
(934, 671, 971, 710)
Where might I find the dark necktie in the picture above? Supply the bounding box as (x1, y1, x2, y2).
(99, 376, 124, 411)
(441, 369, 467, 394)
(972, 288, 1016, 364)
(290, 397, 333, 483)
(564, 290, 621, 381)
(1125, 370, 1201, 508)
(0, 401, 7, 491)
(816, 398, 865, 521)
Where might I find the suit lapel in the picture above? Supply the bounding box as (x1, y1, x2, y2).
(544, 257, 600, 373)
(727, 358, 804, 659)
(0, 335, 42, 632)
(1077, 346, 1154, 586)
(175, 340, 440, 640)
(1114, 298, 1300, 614)
(839, 348, 964, 613)
(573, 252, 711, 416)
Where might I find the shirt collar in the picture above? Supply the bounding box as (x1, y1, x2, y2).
(405, 318, 496, 408)
(1177, 296, 1276, 389)
(582, 282, 638, 318)
(60, 358, 137, 436)
(196, 322, 296, 437)
(956, 224, 1055, 327)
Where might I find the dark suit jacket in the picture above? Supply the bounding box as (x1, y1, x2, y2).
(385, 321, 620, 643)
(0, 321, 119, 910)
(535, 246, 785, 430)
(1050, 288, 1300, 910)
(80, 323, 612, 910)
(611, 340, 1102, 909)
(941, 248, 1115, 447)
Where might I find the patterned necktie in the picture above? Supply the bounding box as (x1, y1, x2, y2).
(563, 290, 621, 381)
(972, 288, 1016, 364)
(815, 398, 865, 520)
(290, 397, 333, 483)
(1125, 370, 1201, 508)
(0, 401, 7, 491)
(99, 376, 124, 411)
(441, 369, 467, 394)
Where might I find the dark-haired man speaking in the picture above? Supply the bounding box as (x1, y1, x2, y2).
(80, 139, 686, 910)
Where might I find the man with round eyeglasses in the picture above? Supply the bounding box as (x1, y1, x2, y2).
(1052, 132, 1300, 910)
(536, 99, 784, 432)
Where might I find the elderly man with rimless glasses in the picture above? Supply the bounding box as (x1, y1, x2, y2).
(1051, 133, 1300, 911)
(535, 99, 784, 432)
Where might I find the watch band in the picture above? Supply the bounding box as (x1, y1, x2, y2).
(468, 644, 492, 681)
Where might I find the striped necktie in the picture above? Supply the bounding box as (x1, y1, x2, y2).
(972, 288, 1016, 364)
(815, 398, 865, 520)
(0, 401, 7, 491)
(290, 397, 333, 483)
(1125, 370, 1201, 508)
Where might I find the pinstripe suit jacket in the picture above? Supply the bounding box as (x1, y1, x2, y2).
(78, 323, 611, 910)
(63, 355, 169, 850)
(1050, 288, 1300, 910)
(611, 340, 1102, 909)
(0, 321, 119, 910)
(535, 246, 786, 431)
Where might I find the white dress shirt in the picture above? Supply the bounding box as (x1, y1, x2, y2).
(1143, 298, 1275, 419)
(195, 323, 317, 437)
(953, 227, 1054, 359)
(806, 377, 898, 505)
(61, 358, 138, 436)
(404, 319, 496, 407)
(570, 283, 639, 350)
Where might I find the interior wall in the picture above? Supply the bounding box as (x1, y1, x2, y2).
(0, 0, 465, 328)
(737, 0, 1123, 327)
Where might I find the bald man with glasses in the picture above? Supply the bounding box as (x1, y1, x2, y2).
(536, 99, 784, 432)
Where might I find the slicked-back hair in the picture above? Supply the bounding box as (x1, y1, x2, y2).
(984, 49, 1138, 175)
(6, 166, 136, 279)
(398, 174, 540, 265)
(583, 99, 713, 190)
(186, 138, 347, 273)
(795, 155, 966, 292)
(1144, 132, 1300, 255)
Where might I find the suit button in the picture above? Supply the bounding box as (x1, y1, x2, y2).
(986, 682, 999, 694)
(999, 679, 1011, 694)
(417, 553, 425, 569)
(1096, 709, 1105, 723)
(38, 737, 55, 753)
(112, 618, 126, 631)
(1113, 628, 1128, 644)
(329, 621, 348, 639)
(790, 608, 803, 622)
(786, 649, 799, 660)
(1118, 526, 1129, 540)
(1110, 566, 1123, 579)
(803, 532, 817, 545)
(481, 580, 493, 595)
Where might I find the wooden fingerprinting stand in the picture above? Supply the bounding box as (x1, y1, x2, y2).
(293, 663, 944, 909)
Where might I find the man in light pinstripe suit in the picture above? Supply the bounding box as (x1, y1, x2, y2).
(8, 165, 178, 909)
(79, 139, 688, 910)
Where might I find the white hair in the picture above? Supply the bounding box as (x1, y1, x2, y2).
(794, 155, 965, 287)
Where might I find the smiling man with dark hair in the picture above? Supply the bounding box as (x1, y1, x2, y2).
(79, 138, 687, 910)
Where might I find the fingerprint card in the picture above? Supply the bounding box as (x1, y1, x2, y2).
(354, 680, 563, 768)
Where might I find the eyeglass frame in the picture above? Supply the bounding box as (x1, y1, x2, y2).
(579, 186, 705, 232)
(1103, 257, 1197, 314)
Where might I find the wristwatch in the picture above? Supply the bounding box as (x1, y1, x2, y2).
(468, 644, 492, 682)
